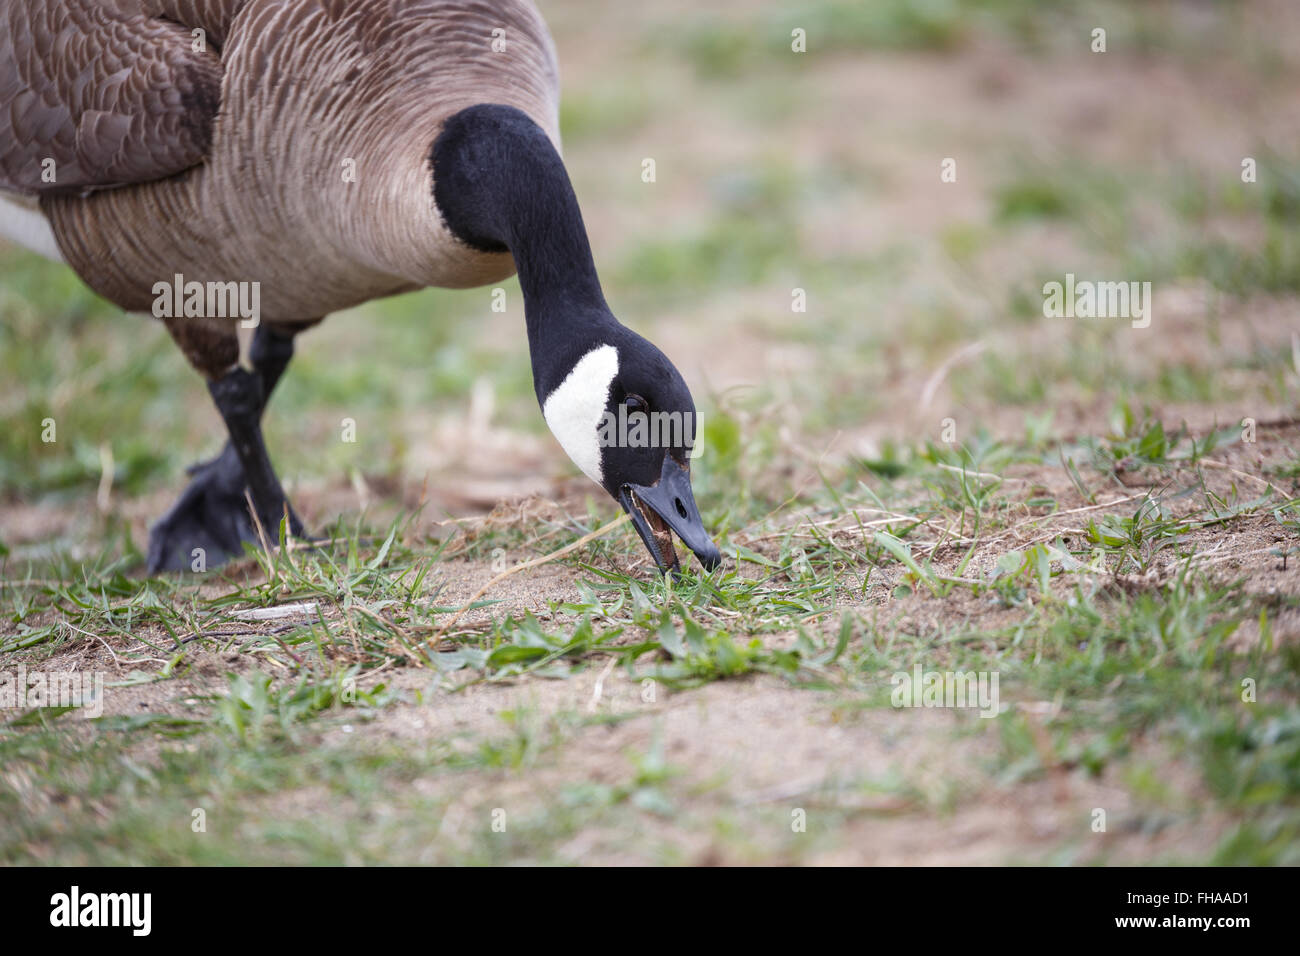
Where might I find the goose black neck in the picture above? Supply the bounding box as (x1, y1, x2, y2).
(433, 104, 611, 345)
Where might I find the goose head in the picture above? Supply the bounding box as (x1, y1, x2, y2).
(539, 328, 721, 573)
(431, 104, 722, 574)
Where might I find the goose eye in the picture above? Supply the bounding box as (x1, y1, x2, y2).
(625, 394, 648, 413)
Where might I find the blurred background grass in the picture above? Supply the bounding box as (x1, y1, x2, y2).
(2, 0, 1297, 549)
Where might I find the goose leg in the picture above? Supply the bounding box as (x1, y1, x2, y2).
(183, 323, 296, 475)
(146, 324, 305, 573)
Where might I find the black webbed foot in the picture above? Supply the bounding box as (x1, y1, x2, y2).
(145, 444, 303, 573)
(146, 323, 308, 575)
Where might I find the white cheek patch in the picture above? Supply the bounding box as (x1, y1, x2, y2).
(542, 344, 619, 485)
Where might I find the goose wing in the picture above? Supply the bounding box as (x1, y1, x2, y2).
(0, 0, 238, 194)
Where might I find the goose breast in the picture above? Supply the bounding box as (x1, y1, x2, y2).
(36, 0, 561, 321)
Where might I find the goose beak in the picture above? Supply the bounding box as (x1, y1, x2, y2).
(619, 455, 722, 574)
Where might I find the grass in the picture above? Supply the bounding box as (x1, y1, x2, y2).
(3, 0, 1300, 865)
(5, 403, 1297, 862)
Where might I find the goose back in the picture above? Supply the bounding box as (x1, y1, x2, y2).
(12, 0, 560, 328)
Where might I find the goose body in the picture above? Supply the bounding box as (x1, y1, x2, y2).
(1, 0, 721, 574)
(8, 0, 557, 371)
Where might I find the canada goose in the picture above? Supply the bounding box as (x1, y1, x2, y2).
(0, 0, 721, 575)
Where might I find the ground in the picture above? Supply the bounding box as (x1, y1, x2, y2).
(2, 0, 1300, 864)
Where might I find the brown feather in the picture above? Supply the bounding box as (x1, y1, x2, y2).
(7, 0, 560, 379)
(0, 0, 224, 192)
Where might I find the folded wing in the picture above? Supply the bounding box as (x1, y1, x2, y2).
(0, 0, 229, 194)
